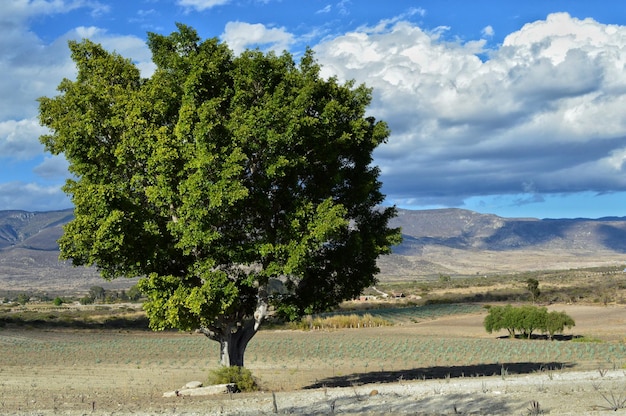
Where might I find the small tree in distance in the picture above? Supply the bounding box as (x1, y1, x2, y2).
(484, 305, 575, 339)
(16, 293, 30, 305)
(483, 304, 516, 337)
(38, 24, 401, 368)
(526, 278, 540, 303)
(89, 286, 105, 303)
(127, 285, 142, 302)
(544, 310, 575, 340)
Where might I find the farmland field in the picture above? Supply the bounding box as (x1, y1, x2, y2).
(1, 303, 626, 414)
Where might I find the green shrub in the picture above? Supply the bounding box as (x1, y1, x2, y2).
(79, 296, 94, 305)
(127, 284, 143, 301)
(484, 305, 575, 339)
(53, 297, 64, 306)
(572, 336, 603, 343)
(16, 293, 30, 305)
(208, 366, 258, 392)
(526, 278, 540, 302)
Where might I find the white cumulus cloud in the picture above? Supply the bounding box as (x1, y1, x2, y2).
(0, 181, 70, 211)
(0, 119, 47, 160)
(177, 0, 230, 11)
(33, 155, 70, 180)
(221, 21, 294, 55)
(482, 25, 494, 37)
(314, 12, 626, 207)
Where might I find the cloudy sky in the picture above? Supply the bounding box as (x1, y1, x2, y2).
(3, 0, 626, 219)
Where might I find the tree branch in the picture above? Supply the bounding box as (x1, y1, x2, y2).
(196, 326, 219, 341)
(254, 286, 269, 331)
(169, 203, 178, 223)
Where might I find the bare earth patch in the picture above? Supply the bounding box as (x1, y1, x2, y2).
(1, 304, 626, 415)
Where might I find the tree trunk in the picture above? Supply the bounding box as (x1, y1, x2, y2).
(218, 319, 256, 367)
(198, 291, 268, 367)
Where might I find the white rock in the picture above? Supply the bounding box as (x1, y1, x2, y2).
(184, 381, 203, 389)
(163, 383, 235, 397)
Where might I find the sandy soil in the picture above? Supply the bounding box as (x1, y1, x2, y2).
(3, 367, 626, 415)
(158, 370, 626, 415)
(2, 304, 626, 415)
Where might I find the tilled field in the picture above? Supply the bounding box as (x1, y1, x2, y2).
(1, 304, 626, 415)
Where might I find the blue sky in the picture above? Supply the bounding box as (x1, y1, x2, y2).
(3, 0, 626, 219)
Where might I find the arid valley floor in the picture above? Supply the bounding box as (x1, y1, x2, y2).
(2, 303, 626, 415)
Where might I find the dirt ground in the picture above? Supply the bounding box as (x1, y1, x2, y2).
(1, 304, 626, 415)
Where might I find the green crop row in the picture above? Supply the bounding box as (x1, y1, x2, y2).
(3, 327, 623, 377)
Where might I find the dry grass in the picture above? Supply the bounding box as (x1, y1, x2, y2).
(2, 266, 626, 413)
(1, 301, 626, 414)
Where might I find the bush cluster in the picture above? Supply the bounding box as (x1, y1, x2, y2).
(208, 366, 258, 392)
(79, 285, 143, 305)
(484, 305, 575, 339)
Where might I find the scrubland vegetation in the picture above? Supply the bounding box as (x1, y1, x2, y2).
(2, 265, 626, 331)
(368, 265, 626, 305)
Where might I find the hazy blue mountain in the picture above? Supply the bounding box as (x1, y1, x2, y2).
(388, 208, 626, 253)
(0, 209, 73, 251)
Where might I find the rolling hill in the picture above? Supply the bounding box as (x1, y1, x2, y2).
(382, 208, 626, 278)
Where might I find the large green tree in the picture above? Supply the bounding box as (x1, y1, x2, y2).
(38, 24, 401, 367)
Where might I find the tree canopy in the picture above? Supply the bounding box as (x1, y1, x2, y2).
(484, 305, 575, 339)
(38, 24, 401, 366)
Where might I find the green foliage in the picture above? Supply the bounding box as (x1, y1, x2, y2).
(16, 293, 30, 305)
(516, 305, 546, 338)
(89, 286, 105, 302)
(572, 336, 603, 343)
(38, 24, 400, 366)
(79, 296, 94, 305)
(484, 305, 516, 337)
(127, 285, 142, 301)
(526, 278, 540, 302)
(484, 305, 575, 339)
(53, 297, 64, 306)
(208, 366, 258, 392)
(544, 310, 575, 339)
(438, 274, 451, 286)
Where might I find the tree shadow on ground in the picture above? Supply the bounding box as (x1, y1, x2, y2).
(304, 361, 573, 389)
(497, 333, 582, 341)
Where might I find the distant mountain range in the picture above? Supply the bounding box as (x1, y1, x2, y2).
(2, 207, 626, 291)
(0, 209, 73, 252)
(391, 208, 626, 253)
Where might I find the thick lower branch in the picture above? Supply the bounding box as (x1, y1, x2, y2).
(196, 287, 270, 367)
(196, 326, 219, 341)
